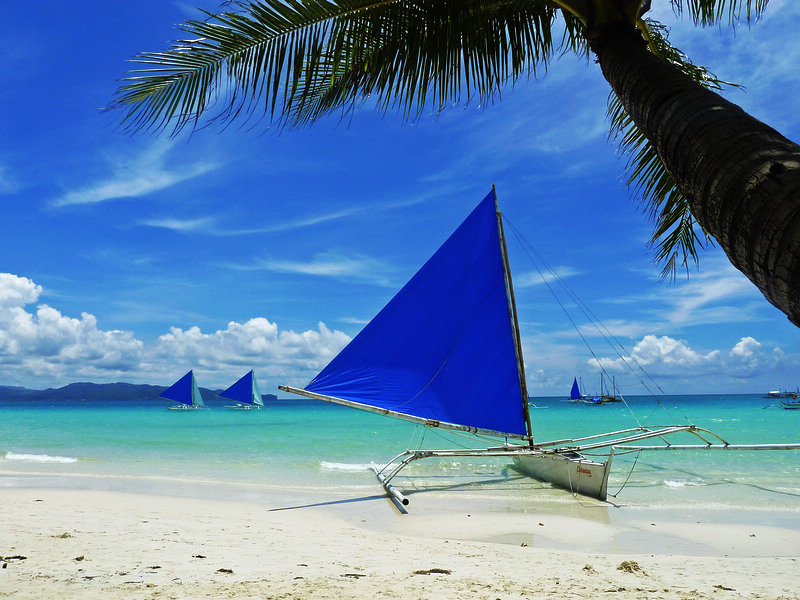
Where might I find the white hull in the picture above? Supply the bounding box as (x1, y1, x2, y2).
(227, 403, 262, 410)
(167, 404, 208, 410)
(513, 451, 612, 501)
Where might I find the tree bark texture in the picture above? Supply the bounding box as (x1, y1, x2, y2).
(590, 26, 800, 327)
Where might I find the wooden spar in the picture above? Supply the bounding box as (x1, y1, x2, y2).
(277, 385, 531, 441)
(494, 186, 533, 445)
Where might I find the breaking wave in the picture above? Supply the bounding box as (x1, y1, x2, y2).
(319, 461, 372, 472)
(663, 478, 705, 488)
(4, 452, 78, 464)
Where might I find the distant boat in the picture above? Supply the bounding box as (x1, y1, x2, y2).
(160, 370, 208, 410)
(220, 370, 264, 410)
(766, 388, 798, 399)
(781, 398, 800, 410)
(597, 373, 622, 403)
(568, 377, 598, 403)
(570, 375, 619, 405)
(280, 188, 800, 505)
(568, 378, 582, 401)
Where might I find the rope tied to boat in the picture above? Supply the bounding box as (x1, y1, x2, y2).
(609, 450, 641, 498)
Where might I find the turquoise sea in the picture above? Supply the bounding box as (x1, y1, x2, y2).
(2, 394, 799, 517)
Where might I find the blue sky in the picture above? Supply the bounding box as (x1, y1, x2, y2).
(1, 1, 798, 396)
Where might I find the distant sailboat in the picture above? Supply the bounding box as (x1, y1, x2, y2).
(280, 188, 800, 506)
(569, 378, 582, 401)
(597, 373, 622, 403)
(220, 370, 264, 410)
(569, 377, 598, 403)
(160, 370, 207, 410)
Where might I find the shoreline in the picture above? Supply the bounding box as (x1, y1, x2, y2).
(4, 470, 800, 556)
(2, 485, 799, 600)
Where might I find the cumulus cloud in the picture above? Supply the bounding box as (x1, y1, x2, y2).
(153, 318, 350, 379)
(590, 334, 784, 381)
(0, 273, 42, 308)
(0, 274, 144, 379)
(0, 273, 350, 389)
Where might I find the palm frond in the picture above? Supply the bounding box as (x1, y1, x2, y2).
(608, 19, 741, 279)
(286, 0, 566, 127)
(669, 0, 769, 26)
(108, 0, 564, 135)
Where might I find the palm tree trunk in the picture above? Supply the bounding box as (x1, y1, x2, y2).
(589, 25, 800, 327)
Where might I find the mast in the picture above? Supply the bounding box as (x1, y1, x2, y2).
(493, 186, 534, 444)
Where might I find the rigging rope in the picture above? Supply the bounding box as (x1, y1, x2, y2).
(500, 213, 695, 428)
(609, 450, 641, 498)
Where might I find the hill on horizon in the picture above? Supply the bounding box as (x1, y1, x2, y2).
(0, 381, 278, 404)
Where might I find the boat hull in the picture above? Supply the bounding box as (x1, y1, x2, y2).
(513, 452, 612, 501)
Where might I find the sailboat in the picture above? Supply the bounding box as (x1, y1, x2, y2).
(220, 370, 264, 410)
(280, 188, 800, 505)
(568, 378, 583, 402)
(597, 373, 622, 403)
(160, 370, 208, 410)
(568, 377, 598, 403)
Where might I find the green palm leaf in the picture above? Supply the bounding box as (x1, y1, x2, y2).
(109, 0, 571, 134)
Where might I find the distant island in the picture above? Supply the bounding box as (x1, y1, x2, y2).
(0, 382, 278, 404)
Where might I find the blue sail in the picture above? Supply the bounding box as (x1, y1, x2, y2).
(570, 378, 581, 401)
(159, 370, 205, 407)
(304, 190, 527, 437)
(220, 370, 263, 406)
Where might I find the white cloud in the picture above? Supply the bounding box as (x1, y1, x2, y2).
(590, 334, 783, 381)
(139, 216, 217, 232)
(576, 257, 768, 338)
(0, 164, 20, 195)
(0, 273, 42, 308)
(154, 318, 349, 374)
(232, 251, 396, 286)
(0, 272, 350, 389)
(599, 334, 719, 370)
(52, 141, 220, 207)
(730, 336, 761, 358)
(0, 273, 144, 375)
(515, 266, 581, 288)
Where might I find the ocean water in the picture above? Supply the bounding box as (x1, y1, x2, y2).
(1, 394, 799, 516)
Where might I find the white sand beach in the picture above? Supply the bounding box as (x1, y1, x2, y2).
(2, 485, 798, 600)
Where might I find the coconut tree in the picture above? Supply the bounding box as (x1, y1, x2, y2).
(108, 0, 800, 326)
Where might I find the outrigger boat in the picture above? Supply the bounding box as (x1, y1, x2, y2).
(220, 370, 264, 409)
(281, 189, 800, 506)
(161, 370, 208, 410)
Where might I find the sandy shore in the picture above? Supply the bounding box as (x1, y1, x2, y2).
(2, 484, 799, 600)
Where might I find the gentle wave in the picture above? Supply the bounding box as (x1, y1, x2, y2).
(319, 461, 373, 472)
(663, 478, 705, 488)
(4, 452, 78, 464)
